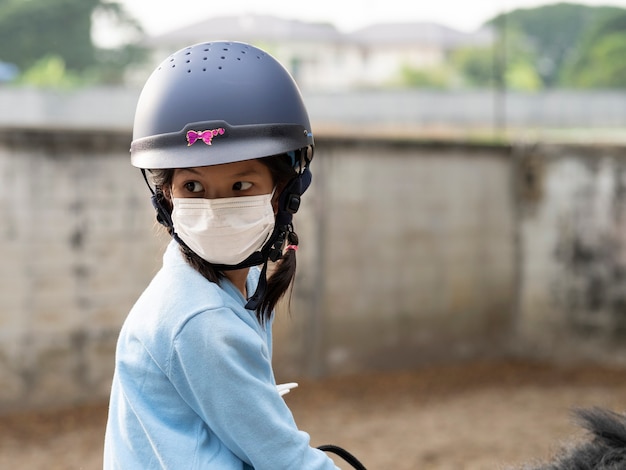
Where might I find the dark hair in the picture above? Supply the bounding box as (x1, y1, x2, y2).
(150, 154, 300, 324)
(521, 407, 626, 470)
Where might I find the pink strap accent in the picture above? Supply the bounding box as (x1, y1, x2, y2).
(286, 244, 299, 251)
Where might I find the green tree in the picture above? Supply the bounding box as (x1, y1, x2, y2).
(0, 0, 146, 85)
(392, 63, 452, 89)
(452, 27, 541, 91)
(561, 12, 626, 88)
(505, 61, 542, 91)
(452, 46, 495, 88)
(488, 3, 622, 88)
(17, 55, 82, 88)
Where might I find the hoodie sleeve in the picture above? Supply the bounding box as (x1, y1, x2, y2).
(167, 307, 339, 470)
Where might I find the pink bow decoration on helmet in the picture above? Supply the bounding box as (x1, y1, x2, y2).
(186, 128, 225, 146)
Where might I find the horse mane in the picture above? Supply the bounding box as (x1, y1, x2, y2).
(524, 407, 626, 470)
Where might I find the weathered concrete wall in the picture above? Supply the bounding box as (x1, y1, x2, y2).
(0, 128, 517, 411)
(3, 126, 626, 412)
(0, 129, 169, 412)
(513, 144, 626, 364)
(274, 140, 517, 379)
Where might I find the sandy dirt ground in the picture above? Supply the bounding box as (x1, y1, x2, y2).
(1, 359, 626, 470)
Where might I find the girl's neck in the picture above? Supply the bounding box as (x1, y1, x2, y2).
(224, 268, 250, 298)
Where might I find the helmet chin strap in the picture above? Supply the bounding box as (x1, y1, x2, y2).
(244, 254, 272, 311)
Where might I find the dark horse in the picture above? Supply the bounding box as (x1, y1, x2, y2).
(521, 407, 626, 469)
(325, 407, 626, 469)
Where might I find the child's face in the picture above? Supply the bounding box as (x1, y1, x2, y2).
(171, 159, 274, 200)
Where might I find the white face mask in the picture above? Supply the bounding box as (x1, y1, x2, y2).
(171, 190, 276, 266)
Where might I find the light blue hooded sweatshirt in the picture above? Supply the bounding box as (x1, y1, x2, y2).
(103, 241, 338, 469)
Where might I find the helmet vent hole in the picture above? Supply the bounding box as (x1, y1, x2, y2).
(218, 66, 223, 70)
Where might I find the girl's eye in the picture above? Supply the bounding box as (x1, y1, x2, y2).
(233, 181, 253, 191)
(184, 181, 204, 193)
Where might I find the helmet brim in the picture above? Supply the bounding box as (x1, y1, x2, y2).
(131, 120, 314, 169)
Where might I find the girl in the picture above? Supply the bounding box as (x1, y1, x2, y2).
(103, 41, 339, 469)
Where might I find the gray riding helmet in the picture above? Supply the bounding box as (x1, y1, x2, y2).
(130, 41, 314, 169)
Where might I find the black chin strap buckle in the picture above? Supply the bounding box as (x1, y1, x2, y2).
(268, 225, 290, 262)
(286, 193, 301, 214)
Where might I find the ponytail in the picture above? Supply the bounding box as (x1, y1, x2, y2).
(258, 231, 299, 323)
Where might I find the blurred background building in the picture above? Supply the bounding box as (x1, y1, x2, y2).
(142, 14, 493, 90)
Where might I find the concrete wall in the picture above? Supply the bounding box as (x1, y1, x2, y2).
(513, 144, 626, 364)
(2, 126, 626, 412)
(273, 140, 517, 379)
(0, 128, 169, 411)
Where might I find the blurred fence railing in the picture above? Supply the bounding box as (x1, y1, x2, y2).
(2, 88, 626, 140)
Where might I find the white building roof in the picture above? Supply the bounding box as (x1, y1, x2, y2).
(140, 15, 495, 90)
(147, 14, 343, 47)
(349, 22, 494, 48)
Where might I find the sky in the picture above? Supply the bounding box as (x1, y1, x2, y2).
(118, 0, 626, 35)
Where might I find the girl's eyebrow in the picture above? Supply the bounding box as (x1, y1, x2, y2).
(176, 168, 203, 176)
(230, 169, 260, 178)
(175, 167, 262, 179)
